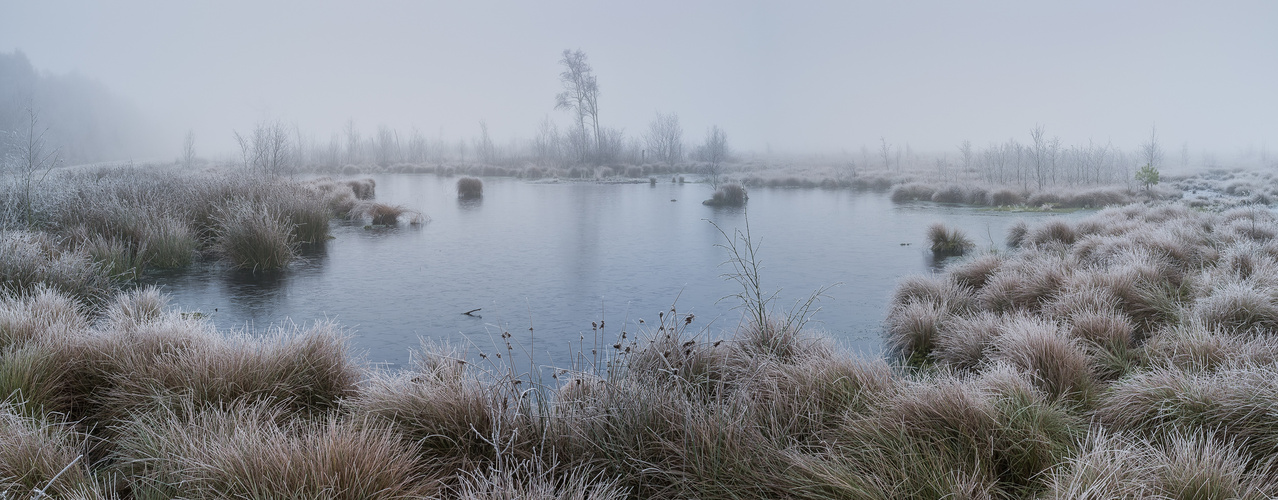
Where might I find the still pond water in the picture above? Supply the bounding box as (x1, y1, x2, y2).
(146, 175, 1079, 370)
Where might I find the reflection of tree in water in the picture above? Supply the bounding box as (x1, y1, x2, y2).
(458, 197, 483, 212)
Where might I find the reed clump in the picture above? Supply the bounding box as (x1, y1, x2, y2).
(927, 222, 975, 257)
(350, 201, 426, 226)
(457, 176, 484, 199)
(212, 201, 296, 271)
(702, 183, 748, 206)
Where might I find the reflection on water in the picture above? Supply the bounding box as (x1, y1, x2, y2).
(144, 175, 1084, 369)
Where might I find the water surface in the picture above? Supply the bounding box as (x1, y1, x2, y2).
(147, 175, 1079, 369)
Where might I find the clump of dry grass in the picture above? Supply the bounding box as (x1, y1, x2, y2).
(890, 274, 975, 313)
(212, 201, 296, 271)
(987, 315, 1094, 400)
(451, 461, 630, 500)
(0, 284, 89, 350)
(350, 201, 426, 226)
(349, 368, 515, 478)
(975, 251, 1072, 314)
(110, 399, 432, 499)
(703, 183, 749, 206)
(885, 299, 949, 365)
(1026, 220, 1078, 246)
(1006, 219, 1028, 248)
(948, 253, 1004, 290)
(346, 177, 376, 199)
(1142, 321, 1278, 372)
(1097, 364, 1278, 460)
(1191, 280, 1278, 332)
(933, 311, 1001, 371)
(75, 233, 148, 280)
(457, 176, 484, 199)
(814, 367, 1081, 498)
(0, 402, 101, 497)
(100, 285, 168, 333)
(1042, 431, 1278, 499)
(927, 222, 974, 257)
(0, 231, 112, 304)
(92, 319, 359, 423)
(890, 182, 936, 202)
(267, 185, 332, 244)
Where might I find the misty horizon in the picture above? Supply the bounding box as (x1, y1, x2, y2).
(2, 1, 1276, 162)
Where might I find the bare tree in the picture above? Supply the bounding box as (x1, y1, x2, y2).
(375, 125, 400, 166)
(181, 129, 196, 169)
(563, 126, 591, 165)
(343, 119, 360, 165)
(645, 112, 683, 168)
(233, 120, 291, 175)
(555, 49, 600, 162)
(1048, 136, 1061, 186)
(693, 125, 730, 188)
(1029, 124, 1047, 190)
(879, 137, 892, 171)
(406, 127, 428, 163)
(5, 107, 62, 226)
(533, 116, 561, 166)
(982, 141, 1007, 184)
(595, 127, 627, 165)
(325, 134, 341, 168)
(1140, 126, 1163, 170)
(958, 140, 974, 174)
(475, 121, 496, 164)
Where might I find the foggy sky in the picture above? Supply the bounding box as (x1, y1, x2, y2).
(2, 1, 1275, 158)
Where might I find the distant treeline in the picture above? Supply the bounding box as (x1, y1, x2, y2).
(0, 50, 148, 165)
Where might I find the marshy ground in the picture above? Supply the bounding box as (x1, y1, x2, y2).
(4, 164, 1278, 498)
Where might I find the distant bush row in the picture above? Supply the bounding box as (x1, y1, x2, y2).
(890, 182, 1149, 208)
